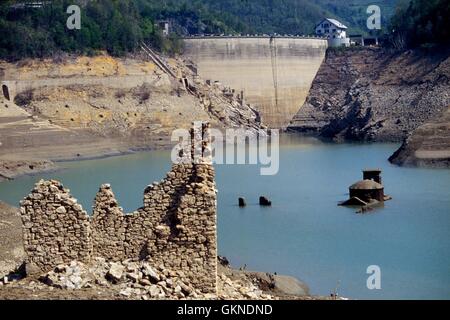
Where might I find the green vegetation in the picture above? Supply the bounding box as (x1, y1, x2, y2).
(389, 0, 450, 49)
(0, 0, 183, 60)
(0, 0, 446, 60)
(135, 0, 397, 36)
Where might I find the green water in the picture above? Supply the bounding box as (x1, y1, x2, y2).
(1, 136, 449, 299)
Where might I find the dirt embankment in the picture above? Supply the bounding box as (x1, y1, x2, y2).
(389, 105, 450, 167)
(0, 54, 263, 179)
(0, 159, 54, 181)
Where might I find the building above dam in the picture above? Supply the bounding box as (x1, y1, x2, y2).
(183, 37, 328, 128)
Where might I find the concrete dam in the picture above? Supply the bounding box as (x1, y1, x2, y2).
(183, 37, 328, 128)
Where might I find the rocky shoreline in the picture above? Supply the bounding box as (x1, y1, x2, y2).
(0, 259, 329, 300)
(389, 105, 450, 168)
(0, 144, 171, 182)
(0, 159, 56, 182)
(288, 47, 450, 167)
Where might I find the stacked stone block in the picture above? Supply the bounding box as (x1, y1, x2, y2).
(91, 184, 127, 261)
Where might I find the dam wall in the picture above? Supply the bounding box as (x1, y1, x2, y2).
(183, 37, 328, 128)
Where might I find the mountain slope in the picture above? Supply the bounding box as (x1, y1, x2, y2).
(0, 0, 398, 60)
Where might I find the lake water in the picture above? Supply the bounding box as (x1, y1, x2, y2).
(1, 136, 449, 299)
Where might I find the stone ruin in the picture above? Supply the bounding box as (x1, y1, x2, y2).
(19, 123, 217, 294)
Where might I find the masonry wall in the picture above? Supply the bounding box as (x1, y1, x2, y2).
(91, 163, 217, 293)
(20, 124, 217, 293)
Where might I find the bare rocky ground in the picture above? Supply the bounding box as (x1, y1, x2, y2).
(288, 47, 450, 167)
(0, 54, 263, 180)
(0, 201, 333, 300)
(389, 105, 450, 167)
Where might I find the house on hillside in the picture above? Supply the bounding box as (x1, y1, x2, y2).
(315, 18, 350, 47)
(157, 20, 171, 37)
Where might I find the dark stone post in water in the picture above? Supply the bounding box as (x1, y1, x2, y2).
(259, 196, 272, 206)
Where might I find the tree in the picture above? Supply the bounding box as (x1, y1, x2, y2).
(389, 0, 450, 48)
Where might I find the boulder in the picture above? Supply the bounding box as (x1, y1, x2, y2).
(259, 196, 272, 206)
(24, 261, 42, 276)
(142, 264, 160, 283)
(56, 206, 67, 214)
(107, 263, 125, 283)
(271, 274, 309, 296)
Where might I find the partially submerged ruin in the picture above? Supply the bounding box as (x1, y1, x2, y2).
(339, 169, 392, 210)
(19, 123, 218, 294)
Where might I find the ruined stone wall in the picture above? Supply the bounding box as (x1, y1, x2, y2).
(90, 162, 217, 293)
(20, 123, 217, 293)
(143, 163, 217, 293)
(183, 37, 327, 128)
(20, 181, 92, 272)
(91, 184, 127, 260)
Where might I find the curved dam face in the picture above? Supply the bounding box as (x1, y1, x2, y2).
(183, 37, 328, 128)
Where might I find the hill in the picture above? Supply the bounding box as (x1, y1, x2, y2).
(138, 0, 398, 36)
(0, 0, 398, 60)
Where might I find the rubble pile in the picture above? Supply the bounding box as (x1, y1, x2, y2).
(217, 273, 276, 300)
(40, 259, 208, 300)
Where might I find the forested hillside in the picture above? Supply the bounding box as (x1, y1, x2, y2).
(137, 0, 397, 36)
(0, 0, 184, 60)
(389, 0, 449, 49)
(1, 0, 446, 61)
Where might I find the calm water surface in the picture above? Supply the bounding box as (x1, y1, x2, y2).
(1, 136, 449, 299)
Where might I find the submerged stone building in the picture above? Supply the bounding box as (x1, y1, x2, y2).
(19, 123, 218, 294)
(340, 169, 390, 207)
(349, 179, 384, 202)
